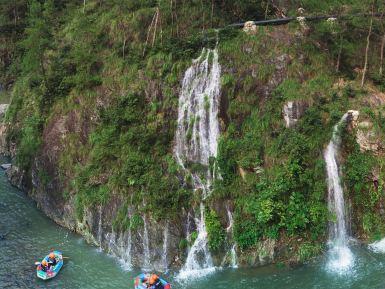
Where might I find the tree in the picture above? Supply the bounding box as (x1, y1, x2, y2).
(361, 3, 374, 87)
(20, 0, 53, 79)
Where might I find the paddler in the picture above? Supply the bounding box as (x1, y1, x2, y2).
(47, 252, 57, 267)
(148, 274, 164, 289)
(40, 260, 50, 272)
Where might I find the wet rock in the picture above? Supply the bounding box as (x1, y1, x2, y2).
(238, 239, 276, 267)
(283, 100, 309, 128)
(5, 165, 27, 191)
(347, 110, 359, 127)
(356, 121, 383, 154)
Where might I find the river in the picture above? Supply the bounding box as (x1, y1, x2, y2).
(1, 161, 385, 289)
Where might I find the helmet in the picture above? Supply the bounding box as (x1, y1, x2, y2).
(42, 260, 48, 266)
(149, 274, 159, 285)
(49, 253, 55, 259)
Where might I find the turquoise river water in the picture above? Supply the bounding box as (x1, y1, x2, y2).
(2, 162, 385, 289)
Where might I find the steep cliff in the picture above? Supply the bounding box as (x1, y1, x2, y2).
(1, 0, 385, 272)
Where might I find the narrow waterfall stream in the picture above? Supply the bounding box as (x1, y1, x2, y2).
(162, 222, 169, 272)
(118, 229, 132, 270)
(142, 216, 151, 271)
(324, 111, 358, 272)
(226, 206, 238, 268)
(97, 205, 103, 252)
(174, 47, 221, 279)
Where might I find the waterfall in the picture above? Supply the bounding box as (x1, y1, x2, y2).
(324, 111, 358, 272)
(162, 222, 169, 272)
(226, 206, 233, 233)
(174, 48, 221, 171)
(230, 245, 238, 269)
(225, 206, 238, 268)
(178, 204, 215, 279)
(175, 47, 221, 280)
(97, 205, 103, 252)
(118, 230, 132, 271)
(142, 215, 151, 271)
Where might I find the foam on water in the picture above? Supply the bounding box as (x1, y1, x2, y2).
(326, 244, 354, 273)
(369, 238, 385, 253)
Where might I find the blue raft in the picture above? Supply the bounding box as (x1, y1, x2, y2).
(134, 273, 171, 289)
(36, 250, 63, 280)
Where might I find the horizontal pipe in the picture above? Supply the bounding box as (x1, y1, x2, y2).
(228, 12, 384, 28)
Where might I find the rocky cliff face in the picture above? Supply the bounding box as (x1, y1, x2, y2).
(3, 0, 385, 273)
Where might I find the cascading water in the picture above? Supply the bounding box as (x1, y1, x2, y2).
(230, 245, 238, 268)
(324, 111, 358, 272)
(174, 48, 221, 171)
(178, 204, 215, 279)
(117, 230, 133, 270)
(225, 206, 238, 268)
(97, 205, 103, 252)
(175, 47, 221, 279)
(142, 215, 151, 271)
(162, 222, 169, 272)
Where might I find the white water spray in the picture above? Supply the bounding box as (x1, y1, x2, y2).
(175, 46, 221, 280)
(324, 111, 358, 272)
(162, 222, 169, 272)
(118, 229, 133, 271)
(174, 48, 221, 171)
(225, 206, 238, 268)
(178, 203, 215, 279)
(369, 238, 385, 253)
(142, 216, 151, 271)
(230, 245, 238, 269)
(97, 205, 103, 252)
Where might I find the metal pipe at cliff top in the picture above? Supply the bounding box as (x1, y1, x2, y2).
(228, 12, 384, 28)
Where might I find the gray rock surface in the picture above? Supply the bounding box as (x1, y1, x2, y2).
(283, 100, 309, 128)
(0, 104, 9, 118)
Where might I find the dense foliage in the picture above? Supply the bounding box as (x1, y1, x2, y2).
(1, 0, 385, 263)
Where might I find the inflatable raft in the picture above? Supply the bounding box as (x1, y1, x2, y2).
(36, 251, 63, 280)
(134, 273, 171, 289)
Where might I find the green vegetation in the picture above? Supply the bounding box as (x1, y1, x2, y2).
(205, 209, 226, 251)
(1, 0, 385, 265)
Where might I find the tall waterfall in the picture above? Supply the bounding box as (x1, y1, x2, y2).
(324, 111, 358, 272)
(175, 47, 221, 279)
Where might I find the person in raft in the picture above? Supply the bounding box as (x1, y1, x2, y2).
(40, 260, 50, 272)
(47, 252, 57, 267)
(148, 274, 164, 289)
